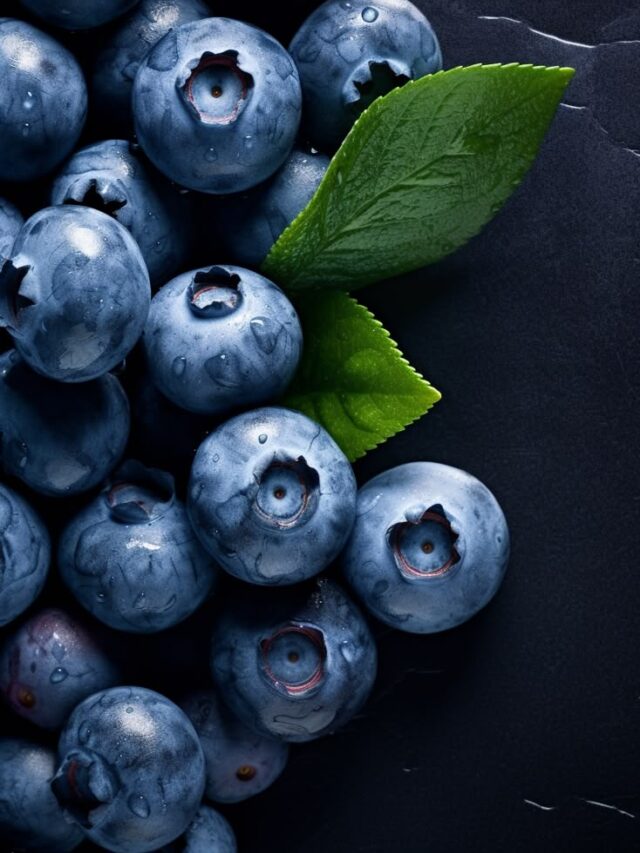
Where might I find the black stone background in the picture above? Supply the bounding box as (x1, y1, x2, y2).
(1, 0, 639, 851)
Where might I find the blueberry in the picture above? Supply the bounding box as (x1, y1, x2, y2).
(0, 197, 24, 259)
(92, 0, 211, 131)
(342, 462, 510, 633)
(211, 578, 377, 742)
(0, 483, 50, 628)
(290, 0, 443, 152)
(0, 738, 83, 852)
(19, 0, 140, 30)
(178, 805, 237, 853)
(217, 148, 330, 268)
(0, 19, 87, 182)
(52, 686, 206, 853)
(0, 608, 120, 729)
(59, 460, 219, 633)
(143, 266, 302, 416)
(188, 407, 357, 585)
(181, 688, 289, 803)
(0, 349, 130, 497)
(51, 140, 193, 288)
(133, 18, 302, 193)
(0, 205, 150, 383)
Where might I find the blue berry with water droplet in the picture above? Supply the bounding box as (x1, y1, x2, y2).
(58, 461, 219, 633)
(0, 19, 87, 182)
(143, 266, 302, 415)
(0, 608, 120, 729)
(132, 18, 302, 193)
(0, 349, 130, 497)
(0, 205, 150, 383)
(290, 0, 442, 151)
(211, 578, 377, 742)
(0, 738, 83, 852)
(188, 407, 357, 585)
(0, 483, 50, 628)
(52, 686, 206, 853)
(342, 462, 510, 633)
(51, 139, 193, 288)
(181, 688, 289, 803)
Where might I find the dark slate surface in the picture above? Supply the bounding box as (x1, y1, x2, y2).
(1, 1, 639, 851)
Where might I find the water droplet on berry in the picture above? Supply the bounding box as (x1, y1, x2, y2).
(127, 794, 150, 818)
(362, 6, 379, 22)
(258, 433, 268, 444)
(172, 356, 186, 377)
(50, 667, 68, 684)
(78, 721, 91, 744)
(205, 147, 218, 162)
(250, 316, 279, 354)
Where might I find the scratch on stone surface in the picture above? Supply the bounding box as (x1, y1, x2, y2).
(582, 799, 636, 819)
(523, 799, 557, 812)
(478, 15, 640, 50)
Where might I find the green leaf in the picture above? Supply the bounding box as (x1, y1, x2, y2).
(263, 63, 574, 291)
(281, 290, 441, 461)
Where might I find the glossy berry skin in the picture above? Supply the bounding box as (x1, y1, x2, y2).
(0, 608, 120, 730)
(143, 266, 302, 416)
(0, 206, 150, 383)
(0, 484, 50, 628)
(342, 462, 510, 633)
(0, 197, 23, 259)
(189, 408, 357, 585)
(92, 0, 211, 130)
(59, 461, 219, 633)
(289, 0, 442, 152)
(217, 148, 330, 268)
(133, 18, 302, 193)
(181, 688, 289, 803)
(0, 738, 83, 852)
(51, 140, 193, 288)
(0, 349, 130, 497)
(0, 19, 87, 182)
(211, 579, 377, 742)
(180, 806, 237, 853)
(52, 686, 206, 853)
(20, 0, 140, 30)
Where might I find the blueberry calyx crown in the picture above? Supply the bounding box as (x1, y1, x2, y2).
(180, 51, 254, 126)
(388, 504, 460, 581)
(253, 456, 320, 529)
(187, 267, 242, 318)
(344, 60, 411, 114)
(0, 260, 34, 334)
(105, 460, 175, 523)
(63, 178, 127, 219)
(51, 748, 118, 829)
(260, 623, 327, 697)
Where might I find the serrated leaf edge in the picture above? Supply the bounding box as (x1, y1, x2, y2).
(285, 294, 442, 461)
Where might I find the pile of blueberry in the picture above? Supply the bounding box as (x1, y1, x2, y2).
(0, 1, 510, 851)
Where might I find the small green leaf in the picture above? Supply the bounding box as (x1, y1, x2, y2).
(263, 63, 574, 291)
(281, 290, 441, 461)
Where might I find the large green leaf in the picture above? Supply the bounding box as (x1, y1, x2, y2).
(264, 63, 574, 291)
(282, 291, 440, 461)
